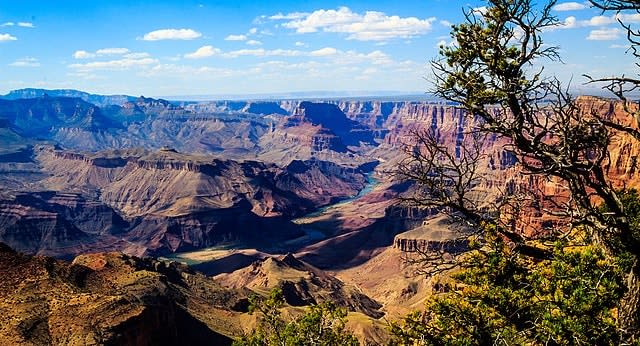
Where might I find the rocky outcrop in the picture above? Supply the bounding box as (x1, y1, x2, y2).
(393, 216, 469, 254)
(0, 244, 249, 345)
(215, 253, 383, 319)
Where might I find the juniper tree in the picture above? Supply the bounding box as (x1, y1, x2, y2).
(397, 0, 640, 342)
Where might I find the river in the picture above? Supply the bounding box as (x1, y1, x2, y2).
(161, 172, 381, 263)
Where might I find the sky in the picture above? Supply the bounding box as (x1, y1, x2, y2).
(0, 0, 638, 98)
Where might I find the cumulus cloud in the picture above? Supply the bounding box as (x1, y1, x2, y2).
(69, 57, 158, 70)
(73, 50, 95, 59)
(246, 40, 262, 46)
(555, 12, 640, 30)
(96, 47, 130, 55)
(587, 27, 622, 40)
(295, 41, 306, 47)
(142, 28, 201, 41)
(184, 45, 220, 59)
(9, 57, 40, 67)
(553, 2, 587, 11)
(310, 47, 338, 56)
(1, 22, 14, 27)
(274, 6, 435, 41)
(73, 48, 134, 59)
(225, 34, 247, 41)
(222, 48, 303, 58)
(124, 52, 151, 59)
(269, 12, 309, 20)
(0, 33, 17, 41)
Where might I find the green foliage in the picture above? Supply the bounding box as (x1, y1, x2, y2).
(233, 288, 360, 346)
(434, 0, 558, 108)
(600, 189, 640, 272)
(391, 241, 625, 345)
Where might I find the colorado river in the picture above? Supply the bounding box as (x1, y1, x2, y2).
(161, 172, 381, 263)
(293, 173, 380, 221)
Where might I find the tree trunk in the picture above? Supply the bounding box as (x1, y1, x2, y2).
(620, 259, 640, 343)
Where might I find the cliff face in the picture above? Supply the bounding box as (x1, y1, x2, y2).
(0, 192, 128, 256)
(4, 94, 640, 260)
(38, 147, 367, 219)
(0, 146, 370, 257)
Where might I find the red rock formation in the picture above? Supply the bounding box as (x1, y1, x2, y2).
(0, 243, 246, 345)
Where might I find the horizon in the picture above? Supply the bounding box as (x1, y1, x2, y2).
(0, 86, 625, 102)
(0, 1, 637, 97)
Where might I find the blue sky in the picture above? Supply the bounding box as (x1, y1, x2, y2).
(0, 0, 637, 97)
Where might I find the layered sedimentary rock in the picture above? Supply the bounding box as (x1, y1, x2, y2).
(0, 145, 369, 257)
(38, 147, 367, 218)
(392, 215, 470, 253)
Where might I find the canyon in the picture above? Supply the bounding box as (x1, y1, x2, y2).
(1, 88, 639, 344)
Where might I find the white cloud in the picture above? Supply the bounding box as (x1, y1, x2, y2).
(246, 40, 262, 46)
(248, 27, 258, 34)
(556, 12, 640, 30)
(275, 7, 435, 41)
(561, 16, 578, 28)
(618, 12, 640, 23)
(269, 12, 309, 20)
(295, 41, 306, 47)
(310, 47, 338, 56)
(0, 33, 17, 41)
(124, 52, 150, 59)
(587, 28, 622, 40)
(1, 22, 14, 27)
(142, 28, 201, 41)
(74, 48, 139, 59)
(585, 15, 615, 26)
(225, 34, 247, 41)
(222, 48, 303, 58)
(184, 45, 220, 59)
(96, 47, 130, 55)
(553, 2, 587, 11)
(9, 57, 40, 67)
(440, 20, 452, 27)
(17, 22, 34, 28)
(73, 50, 96, 59)
(69, 57, 158, 70)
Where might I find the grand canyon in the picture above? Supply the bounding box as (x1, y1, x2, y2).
(1, 86, 638, 344)
(3, 0, 640, 344)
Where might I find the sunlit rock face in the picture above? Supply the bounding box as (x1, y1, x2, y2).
(2, 92, 640, 258)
